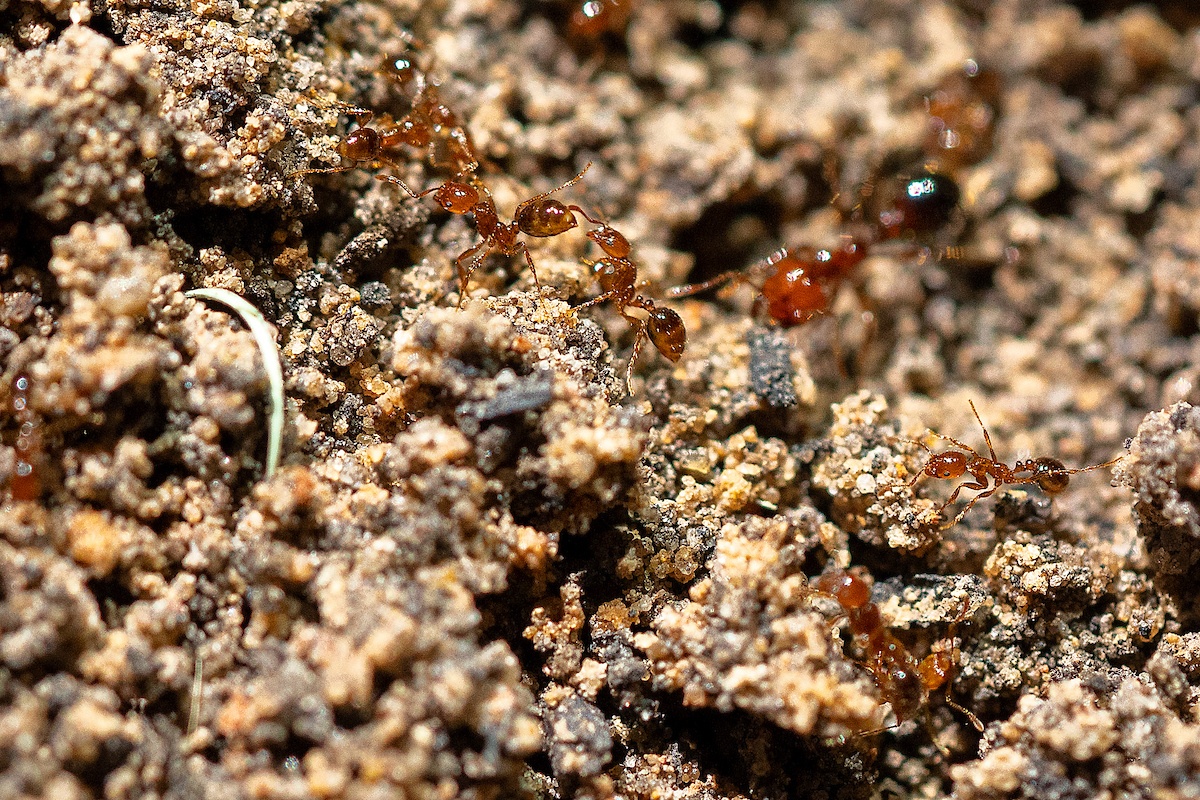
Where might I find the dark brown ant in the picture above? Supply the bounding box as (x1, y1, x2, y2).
(378, 164, 601, 308)
(810, 568, 983, 745)
(8, 373, 39, 502)
(909, 400, 1123, 529)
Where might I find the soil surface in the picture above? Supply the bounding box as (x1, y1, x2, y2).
(3, 1, 1200, 798)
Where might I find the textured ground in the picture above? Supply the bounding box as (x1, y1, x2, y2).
(3, 0, 1200, 798)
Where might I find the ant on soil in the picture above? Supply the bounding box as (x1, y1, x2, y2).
(923, 60, 1003, 175)
(908, 400, 1123, 529)
(290, 48, 477, 181)
(377, 163, 605, 308)
(665, 169, 960, 329)
(573, 219, 686, 393)
(810, 568, 983, 751)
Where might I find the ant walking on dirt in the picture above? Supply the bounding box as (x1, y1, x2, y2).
(290, 45, 478, 180)
(378, 164, 606, 308)
(572, 218, 686, 392)
(810, 568, 983, 750)
(908, 400, 1123, 529)
(665, 169, 960, 330)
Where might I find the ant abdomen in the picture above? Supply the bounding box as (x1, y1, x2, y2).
(879, 171, 961, 239)
(646, 306, 686, 362)
(515, 198, 579, 238)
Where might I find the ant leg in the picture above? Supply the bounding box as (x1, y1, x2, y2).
(936, 598, 985, 732)
(938, 483, 995, 529)
(623, 316, 648, 395)
(516, 243, 549, 306)
(454, 240, 492, 309)
(922, 712, 952, 758)
(664, 270, 747, 299)
(288, 163, 356, 179)
(967, 400, 1000, 463)
(375, 174, 443, 200)
(574, 290, 619, 311)
(944, 695, 984, 732)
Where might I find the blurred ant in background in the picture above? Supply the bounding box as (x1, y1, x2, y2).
(810, 568, 983, 752)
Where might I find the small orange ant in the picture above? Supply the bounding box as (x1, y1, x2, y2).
(810, 569, 983, 745)
(378, 164, 602, 308)
(576, 258, 685, 394)
(568, 216, 685, 393)
(909, 400, 1123, 529)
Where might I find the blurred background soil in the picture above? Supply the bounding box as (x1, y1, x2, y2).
(4, 0, 1200, 797)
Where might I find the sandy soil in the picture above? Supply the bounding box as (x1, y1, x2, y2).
(3, 0, 1200, 798)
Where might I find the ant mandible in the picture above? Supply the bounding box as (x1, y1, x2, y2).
(909, 400, 1123, 529)
(377, 163, 601, 308)
(810, 568, 983, 747)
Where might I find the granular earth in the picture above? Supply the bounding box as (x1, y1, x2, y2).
(3, 1, 1200, 798)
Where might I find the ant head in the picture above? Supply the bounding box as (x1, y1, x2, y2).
(434, 181, 479, 214)
(927, 451, 968, 479)
(647, 306, 686, 362)
(1031, 457, 1070, 494)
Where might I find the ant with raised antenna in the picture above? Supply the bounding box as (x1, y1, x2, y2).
(377, 163, 603, 308)
(908, 400, 1123, 529)
(810, 568, 983, 750)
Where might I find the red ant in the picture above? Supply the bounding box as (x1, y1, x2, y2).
(290, 48, 478, 181)
(378, 164, 604, 308)
(810, 568, 983, 747)
(908, 400, 1123, 529)
(573, 221, 686, 393)
(665, 170, 960, 328)
(8, 373, 39, 502)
